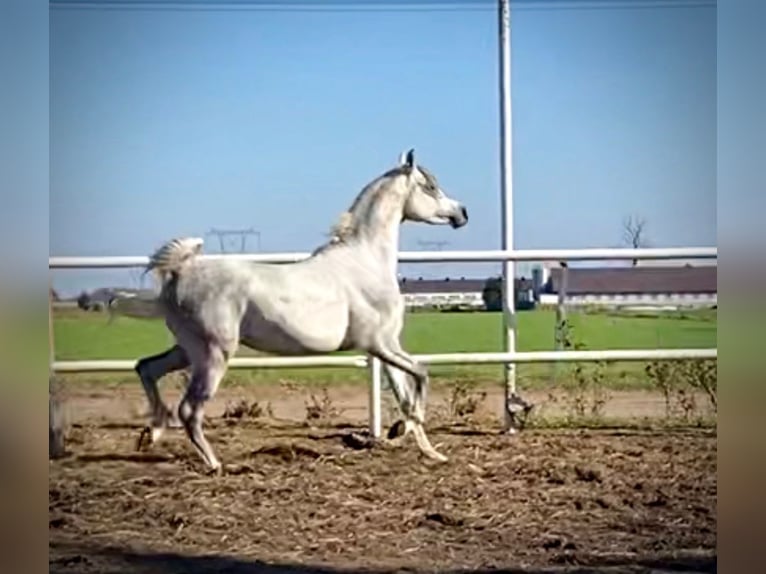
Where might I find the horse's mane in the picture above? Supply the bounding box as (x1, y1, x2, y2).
(328, 211, 356, 242)
(318, 165, 411, 251)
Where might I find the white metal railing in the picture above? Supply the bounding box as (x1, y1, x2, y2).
(52, 348, 717, 374)
(49, 246, 718, 268)
(50, 246, 717, 438)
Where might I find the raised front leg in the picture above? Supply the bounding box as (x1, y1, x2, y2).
(381, 361, 416, 422)
(366, 297, 445, 461)
(372, 340, 446, 463)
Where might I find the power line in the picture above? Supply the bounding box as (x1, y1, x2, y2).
(415, 239, 452, 278)
(50, 0, 715, 12)
(206, 227, 262, 253)
(49, 0, 715, 5)
(418, 239, 451, 250)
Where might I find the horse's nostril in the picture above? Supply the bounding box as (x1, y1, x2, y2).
(461, 206, 468, 220)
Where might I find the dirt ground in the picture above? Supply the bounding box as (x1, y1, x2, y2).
(49, 381, 717, 573)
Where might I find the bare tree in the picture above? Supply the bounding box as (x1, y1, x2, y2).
(622, 215, 649, 266)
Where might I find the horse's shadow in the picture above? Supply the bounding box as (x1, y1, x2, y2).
(49, 542, 717, 574)
(75, 452, 177, 464)
(62, 421, 505, 469)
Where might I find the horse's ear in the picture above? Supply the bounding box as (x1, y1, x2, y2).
(399, 148, 416, 170)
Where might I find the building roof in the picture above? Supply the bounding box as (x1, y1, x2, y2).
(547, 265, 717, 295)
(399, 278, 486, 294)
(635, 258, 717, 268)
(398, 277, 534, 294)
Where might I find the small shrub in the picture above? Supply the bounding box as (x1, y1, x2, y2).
(645, 360, 675, 418)
(645, 358, 717, 420)
(557, 317, 611, 419)
(223, 398, 273, 420)
(304, 387, 342, 424)
(446, 381, 486, 420)
(680, 359, 717, 412)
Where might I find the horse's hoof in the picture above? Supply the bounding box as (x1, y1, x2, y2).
(387, 419, 407, 440)
(205, 464, 223, 477)
(164, 410, 183, 429)
(427, 451, 449, 464)
(135, 427, 152, 452)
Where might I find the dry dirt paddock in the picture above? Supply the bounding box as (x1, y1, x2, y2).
(49, 380, 717, 574)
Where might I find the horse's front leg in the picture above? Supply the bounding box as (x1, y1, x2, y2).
(371, 340, 446, 463)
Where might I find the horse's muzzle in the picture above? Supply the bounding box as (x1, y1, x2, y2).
(450, 206, 468, 229)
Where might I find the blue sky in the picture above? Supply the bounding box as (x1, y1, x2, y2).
(48, 0, 717, 297)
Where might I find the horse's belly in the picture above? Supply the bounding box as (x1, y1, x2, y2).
(240, 300, 348, 355)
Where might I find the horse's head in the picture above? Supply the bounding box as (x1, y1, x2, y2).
(397, 149, 468, 229)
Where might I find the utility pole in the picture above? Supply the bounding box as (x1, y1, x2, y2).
(206, 227, 261, 253)
(498, 0, 531, 433)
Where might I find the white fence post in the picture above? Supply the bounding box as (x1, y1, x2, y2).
(369, 356, 382, 439)
(498, 0, 517, 431)
(49, 279, 67, 459)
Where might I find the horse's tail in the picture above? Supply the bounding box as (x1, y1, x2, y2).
(106, 291, 163, 324)
(105, 237, 202, 326)
(145, 237, 205, 284)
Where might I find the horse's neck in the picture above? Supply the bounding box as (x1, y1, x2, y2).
(360, 222, 400, 278)
(312, 173, 407, 279)
(352, 183, 406, 277)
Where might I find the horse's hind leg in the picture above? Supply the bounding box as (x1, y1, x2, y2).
(135, 345, 189, 448)
(177, 343, 228, 473)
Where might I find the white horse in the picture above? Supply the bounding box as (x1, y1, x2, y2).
(113, 149, 468, 473)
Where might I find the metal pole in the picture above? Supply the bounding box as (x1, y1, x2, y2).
(498, 0, 517, 431)
(49, 280, 55, 369)
(553, 262, 569, 382)
(369, 356, 382, 439)
(49, 279, 67, 458)
(49, 247, 719, 269)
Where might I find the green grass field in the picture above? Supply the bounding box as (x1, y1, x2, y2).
(52, 306, 717, 389)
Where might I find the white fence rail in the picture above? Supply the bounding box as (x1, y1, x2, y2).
(52, 348, 717, 374)
(50, 246, 717, 438)
(49, 246, 718, 268)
